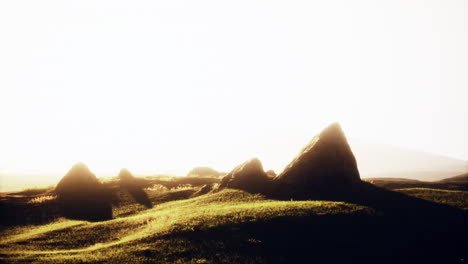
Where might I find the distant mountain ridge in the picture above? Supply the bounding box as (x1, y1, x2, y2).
(437, 172, 468, 184)
(349, 140, 468, 181)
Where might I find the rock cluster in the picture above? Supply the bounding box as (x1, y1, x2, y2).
(216, 123, 362, 200)
(55, 123, 363, 215)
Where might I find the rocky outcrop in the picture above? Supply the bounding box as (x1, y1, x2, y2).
(119, 169, 152, 208)
(218, 158, 271, 194)
(55, 163, 113, 221)
(274, 123, 361, 199)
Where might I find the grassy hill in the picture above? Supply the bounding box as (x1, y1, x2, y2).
(437, 173, 468, 184)
(395, 188, 468, 210)
(0, 185, 466, 263)
(1, 189, 375, 263)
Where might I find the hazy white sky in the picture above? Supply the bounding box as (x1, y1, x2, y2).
(0, 0, 467, 181)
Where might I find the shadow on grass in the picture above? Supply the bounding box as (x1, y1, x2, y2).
(137, 181, 464, 264)
(253, 182, 466, 263)
(0, 197, 60, 227)
(141, 198, 466, 264)
(118, 169, 153, 209)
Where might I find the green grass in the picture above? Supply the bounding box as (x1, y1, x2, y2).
(2, 187, 466, 263)
(395, 188, 468, 210)
(0, 189, 373, 263)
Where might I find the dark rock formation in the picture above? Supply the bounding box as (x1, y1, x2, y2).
(274, 123, 361, 199)
(55, 163, 113, 221)
(119, 169, 152, 208)
(187, 167, 223, 177)
(218, 158, 271, 194)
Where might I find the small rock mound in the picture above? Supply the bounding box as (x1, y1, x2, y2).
(55, 163, 113, 221)
(187, 167, 223, 177)
(274, 123, 361, 199)
(218, 158, 271, 194)
(266, 170, 277, 178)
(119, 169, 153, 208)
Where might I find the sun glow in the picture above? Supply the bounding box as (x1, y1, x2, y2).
(1, 0, 467, 191)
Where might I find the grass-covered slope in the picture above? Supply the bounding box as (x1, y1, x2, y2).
(0, 189, 373, 263)
(396, 188, 468, 210)
(1, 186, 466, 263)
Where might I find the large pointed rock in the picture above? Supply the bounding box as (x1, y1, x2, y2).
(55, 163, 101, 195)
(55, 163, 113, 221)
(274, 123, 361, 199)
(218, 158, 271, 194)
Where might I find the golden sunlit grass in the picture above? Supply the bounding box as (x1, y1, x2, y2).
(0, 189, 373, 263)
(27, 195, 56, 204)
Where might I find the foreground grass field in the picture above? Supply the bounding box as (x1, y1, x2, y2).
(0, 189, 373, 263)
(1, 186, 466, 263)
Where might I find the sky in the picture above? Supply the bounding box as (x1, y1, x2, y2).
(0, 0, 467, 189)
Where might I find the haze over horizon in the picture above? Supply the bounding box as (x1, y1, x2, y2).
(1, 1, 467, 191)
(1, 136, 467, 192)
